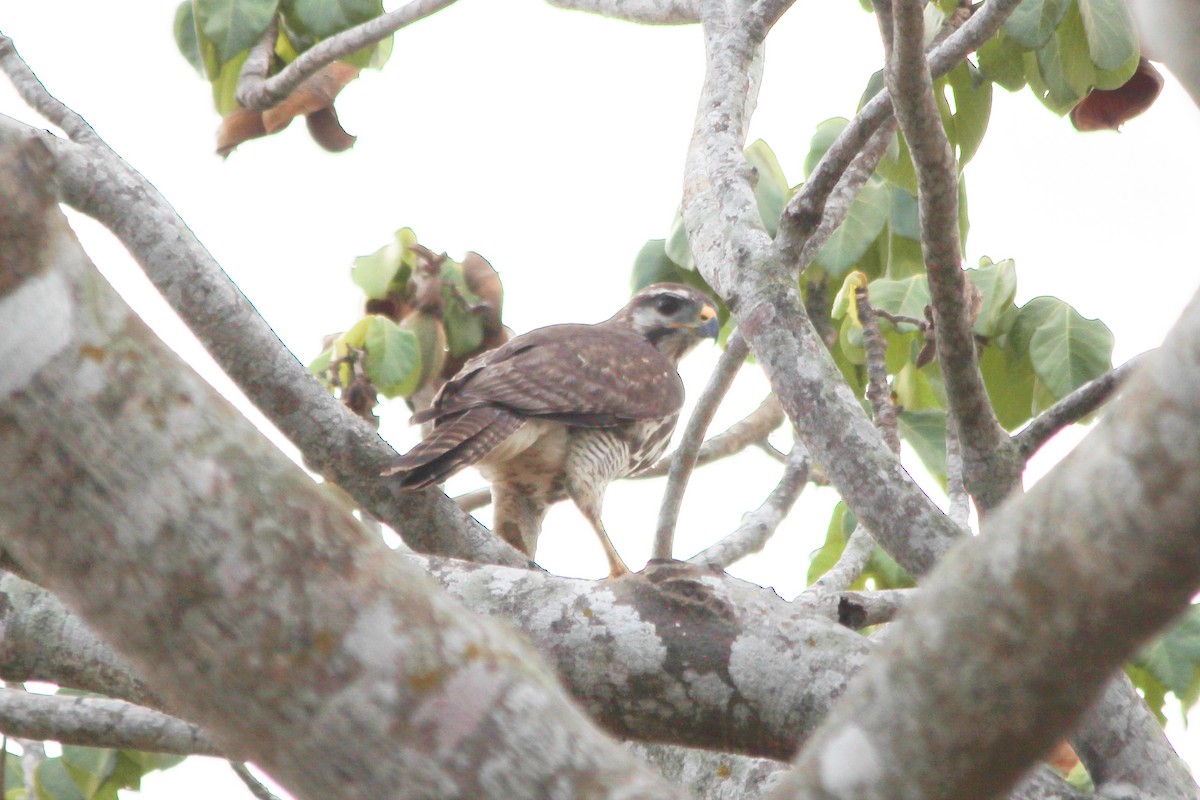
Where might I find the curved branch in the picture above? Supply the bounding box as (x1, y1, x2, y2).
(884, 0, 1019, 513)
(0, 53, 521, 568)
(654, 331, 749, 559)
(640, 393, 784, 478)
(1015, 354, 1145, 460)
(236, 0, 460, 111)
(687, 436, 810, 568)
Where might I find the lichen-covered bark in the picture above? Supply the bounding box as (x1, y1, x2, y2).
(0, 134, 682, 800)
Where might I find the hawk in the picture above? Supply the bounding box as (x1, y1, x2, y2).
(385, 283, 720, 576)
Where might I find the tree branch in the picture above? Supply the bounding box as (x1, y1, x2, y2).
(683, 1, 965, 578)
(0, 135, 683, 799)
(687, 437, 810, 568)
(856, 286, 901, 454)
(230, 763, 284, 800)
(236, 0, 460, 111)
(803, 525, 877, 597)
(641, 394, 784, 478)
(0, 689, 221, 757)
(544, 0, 701, 24)
(1015, 354, 1146, 460)
(654, 331, 750, 559)
(773, 301, 1200, 798)
(883, 0, 1020, 513)
(0, 46, 522, 569)
(629, 742, 790, 799)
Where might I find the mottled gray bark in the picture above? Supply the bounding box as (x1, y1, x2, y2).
(0, 134, 681, 800)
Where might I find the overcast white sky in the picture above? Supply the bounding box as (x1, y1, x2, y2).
(3, 0, 1200, 796)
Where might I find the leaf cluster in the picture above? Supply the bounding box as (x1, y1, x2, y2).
(309, 229, 506, 421)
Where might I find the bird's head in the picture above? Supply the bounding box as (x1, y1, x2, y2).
(611, 283, 721, 362)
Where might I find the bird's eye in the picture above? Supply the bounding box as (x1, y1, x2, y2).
(654, 295, 683, 315)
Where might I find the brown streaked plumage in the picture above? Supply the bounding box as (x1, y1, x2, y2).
(384, 283, 720, 576)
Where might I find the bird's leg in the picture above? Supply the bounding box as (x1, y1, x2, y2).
(490, 485, 550, 557)
(569, 492, 630, 578)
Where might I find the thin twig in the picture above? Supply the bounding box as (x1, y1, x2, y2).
(639, 394, 784, 477)
(0, 37, 97, 145)
(805, 525, 877, 596)
(946, 420, 970, 527)
(653, 331, 750, 559)
(454, 487, 492, 512)
(1015, 354, 1147, 460)
(236, 18, 278, 96)
(230, 762, 283, 800)
(237, 0, 460, 110)
(687, 437, 810, 569)
(15, 736, 43, 792)
(856, 286, 901, 454)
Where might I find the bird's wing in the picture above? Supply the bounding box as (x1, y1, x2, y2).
(424, 324, 684, 426)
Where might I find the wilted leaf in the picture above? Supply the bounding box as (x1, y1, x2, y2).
(305, 105, 356, 152)
(217, 107, 269, 157)
(262, 62, 359, 132)
(1071, 57, 1163, 130)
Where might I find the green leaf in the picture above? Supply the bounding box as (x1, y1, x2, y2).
(282, 0, 382, 41)
(174, 2, 206, 76)
(1134, 606, 1200, 706)
(894, 360, 947, 411)
(1077, 0, 1139, 70)
(746, 140, 792, 237)
(943, 61, 992, 167)
(898, 409, 948, 479)
(62, 748, 116, 799)
(979, 29, 1030, 91)
(193, 0, 279, 65)
(309, 346, 333, 377)
(862, 542, 915, 589)
(804, 118, 850, 178)
(875, 130, 919, 195)
(209, 49, 249, 116)
(815, 177, 890, 277)
(1127, 663, 1169, 723)
(663, 208, 694, 270)
(806, 502, 857, 585)
(439, 258, 486, 358)
(1011, 296, 1114, 399)
(351, 228, 415, 300)
(829, 335, 868, 399)
(1004, 0, 1070, 48)
(5, 753, 23, 795)
(1093, 47, 1139, 89)
(866, 274, 931, 320)
(965, 257, 1018, 338)
(1033, 3, 1096, 110)
(363, 316, 421, 398)
(631, 239, 680, 290)
(35, 759, 85, 800)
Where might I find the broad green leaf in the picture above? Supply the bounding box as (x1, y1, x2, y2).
(746, 139, 792, 237)
(959, 174, 971, 254)
(209, 50, 249, 116)
(351, 228, 415, 300)
(838, 314, 866, 365)
(341, 315, 373, 349)
(631, 239, 679, 290)
(62, 748, 115, 799)
(944, 61, 992, 167)
(1034, 3, 1096, 110)
(806, 503, 857, 585)
(35, 759, 85, 800)
(965, 257, 1018, 337)
(118, 751, 185, 778)
(1078, 0, 1139, 70)
(664, 208, 694, 270)
(866, 274, 930, 321)
(1133, 605, 1200, 717)
(309, 346, 333, 377)
(174, 2, 205, 76)
(816, 176, 890, 277)
(857, 69, 887, 111)
(194, 0, 279, 65)
(1004, 0, 1070, 48)
(885, 329, 923, 373)
(898, 408, 947, 480)
(1127, 663, 1169, 723)
(1092, 47, 1139, 89)
(1023, 50, 1077, 114)
(363, 316, 421, 397)
(804, 118, 850, 178)
(978, 29, 1029, 91)
(894, 360, 946, 411)
(1011, 296, 1114, 399)
(829, 335, 868, 399)
(439, 258, 486, 358)
(885, 230, 927, 278)
(875, 130, 919, 195)
(281, 0, 382, 40)
(889, 187, 920, 241)
(863, 543, 915, 589)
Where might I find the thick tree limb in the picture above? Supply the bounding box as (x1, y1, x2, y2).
(684, 1, 965, 578)
(1015, 355, 1145, 460)
(545, 0, 701, 23)
(0, 45, 521, 569)
(0, 690, 221, 757)
(772, 295, 1200, 799)
(883, 0, 1020, 513)
(236, 0, 460, 111)
(687, 437, 810, 568)
(654, 331, 749, 559)
(0, 136, 682, 800)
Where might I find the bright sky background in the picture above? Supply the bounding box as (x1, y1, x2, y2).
(3, 0, 1200, 797)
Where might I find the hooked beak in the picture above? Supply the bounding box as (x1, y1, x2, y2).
(697, 304, 720, 339)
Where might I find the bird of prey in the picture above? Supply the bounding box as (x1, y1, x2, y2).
(385, 283, 720, 577)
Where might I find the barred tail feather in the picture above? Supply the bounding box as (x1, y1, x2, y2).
(384, 408, 524, 489)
